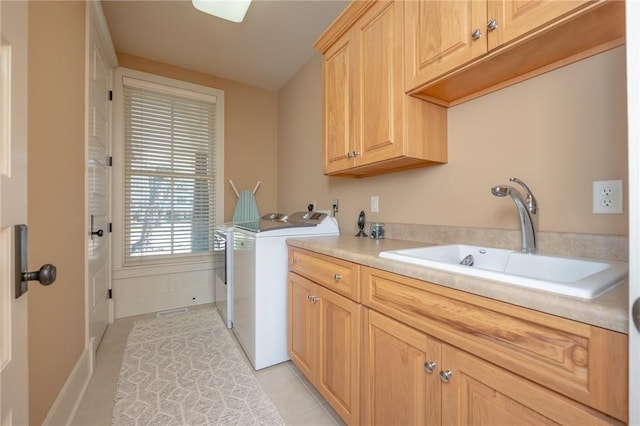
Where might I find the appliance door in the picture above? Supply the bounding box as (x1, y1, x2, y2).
(214, 228, 232, 328)
(232, 229, 256, 365)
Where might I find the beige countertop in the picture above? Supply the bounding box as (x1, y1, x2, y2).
(286, 235, 628, 334)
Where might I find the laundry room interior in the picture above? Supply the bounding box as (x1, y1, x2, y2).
(4, 1, 639, 425)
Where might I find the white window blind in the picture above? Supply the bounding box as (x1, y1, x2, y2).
(123, 79, 216, 265)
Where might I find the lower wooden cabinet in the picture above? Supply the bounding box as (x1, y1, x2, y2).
(363, 308, 442, 425)
(364, 308, 623, 426)
(286, 246, 627, 425)
(288, 272, 362, 425)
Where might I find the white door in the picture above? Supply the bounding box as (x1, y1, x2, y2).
(626, 2, 640, 425)
(87, 8, 114, 352)
(0, 1, 30, 424)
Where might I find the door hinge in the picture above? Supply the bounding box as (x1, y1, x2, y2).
(108, 223, 112, 233)
(108, 90, 113, 101)
(108, 288, 113, 299)
(107, 156, 113, 167)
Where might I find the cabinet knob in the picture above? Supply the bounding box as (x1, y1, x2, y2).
(333, 273, 342, 281)
(471, 28, 482, 40)
(292, 258, 298, 264)
(346, 151, 353, 159)
(352, 150, 360, 157)
(439, 370, 453, 383)
(424, 361, 437, 374)
(310, 296, 320, 304)
(486, 19, 498, 31)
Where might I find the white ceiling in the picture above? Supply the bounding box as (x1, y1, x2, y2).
(101, 0, 349, 91)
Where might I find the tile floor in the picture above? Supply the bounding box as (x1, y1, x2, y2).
(71, 304, 344, 426)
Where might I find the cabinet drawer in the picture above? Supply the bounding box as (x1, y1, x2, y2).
(289, 247, 360, 302)
(361, 266, 627, 422)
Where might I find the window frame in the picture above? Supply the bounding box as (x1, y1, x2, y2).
(112, 67, 224, 270)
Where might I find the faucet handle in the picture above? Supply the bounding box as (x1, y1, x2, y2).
(509, 177, 537, 214)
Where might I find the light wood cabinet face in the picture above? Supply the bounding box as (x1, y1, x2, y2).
(488, 0, 591, 49)
(440, 344, 622, 426)
(324, 34, 355, 174)
(315, 0, 447, 177)
(356, 0, 404, 166)
(288, 273, 315, 380)
(364, 309, 623, 426)
(405, 0, 623, 106)
(287, 249, 362, 425)
(316, 285, 361, 423)
(405, 0, 487, 89)
(361, 266, 628, 422)
(363, 309, 441, 426)
(289, 247, 360, 301)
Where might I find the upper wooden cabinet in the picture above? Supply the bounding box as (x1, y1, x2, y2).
(405, 0, 625, 106)
(315, 0, 447, 177)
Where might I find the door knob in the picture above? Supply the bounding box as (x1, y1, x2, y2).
(633, 297, 640, 333)
(14, 224, 57, 298)
(22, 264, 57, 286)
(90, 214, 104, 239)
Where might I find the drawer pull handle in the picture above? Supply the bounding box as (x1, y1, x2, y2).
(424, 361, 436, 374)
(333, 274, 342, 281)
(439, 370, 453, 383)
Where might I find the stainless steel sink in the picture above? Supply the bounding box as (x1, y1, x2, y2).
(379, 244, 627, 299)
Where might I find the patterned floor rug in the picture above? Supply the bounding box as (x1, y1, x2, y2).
(112, 308, 284, 425)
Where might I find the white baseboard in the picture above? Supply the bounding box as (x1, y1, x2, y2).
(42, 341, 94, 426)
(113, 268, 215, 318)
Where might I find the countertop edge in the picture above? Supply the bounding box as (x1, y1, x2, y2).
(286, 236, 629, 334)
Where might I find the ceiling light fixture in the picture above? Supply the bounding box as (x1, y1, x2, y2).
(192, 0, 252, 23)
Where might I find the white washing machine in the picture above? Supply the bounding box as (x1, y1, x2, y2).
(232, 212, 340, 370)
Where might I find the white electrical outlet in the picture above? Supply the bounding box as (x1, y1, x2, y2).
(371, 195, 379, 213)
(593, 180, 623, 214)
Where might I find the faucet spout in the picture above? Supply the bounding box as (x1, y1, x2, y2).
(491, 178, 538, 254)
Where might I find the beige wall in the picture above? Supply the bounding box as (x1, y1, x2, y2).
(117, 53, 279, 221)
(28, 2, 87, 424)
(278, 47, 628, 237)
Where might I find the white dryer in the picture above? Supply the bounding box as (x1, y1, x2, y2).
(214, 223, 235, 328)
(232, 212, 340, 370)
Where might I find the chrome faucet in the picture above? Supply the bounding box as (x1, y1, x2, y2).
(491, 177, 538, 254)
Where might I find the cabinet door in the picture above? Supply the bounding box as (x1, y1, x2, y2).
(323, 30, 355, 174)
(440, 344, 620, 425)
(405, 0, 487, 90)
(288, 273, 315, 381)
(363, 309, 441, 426)
(487, 0, 591, 50)
(355, 0, 405, 166)
(316, 285, 361, 425)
